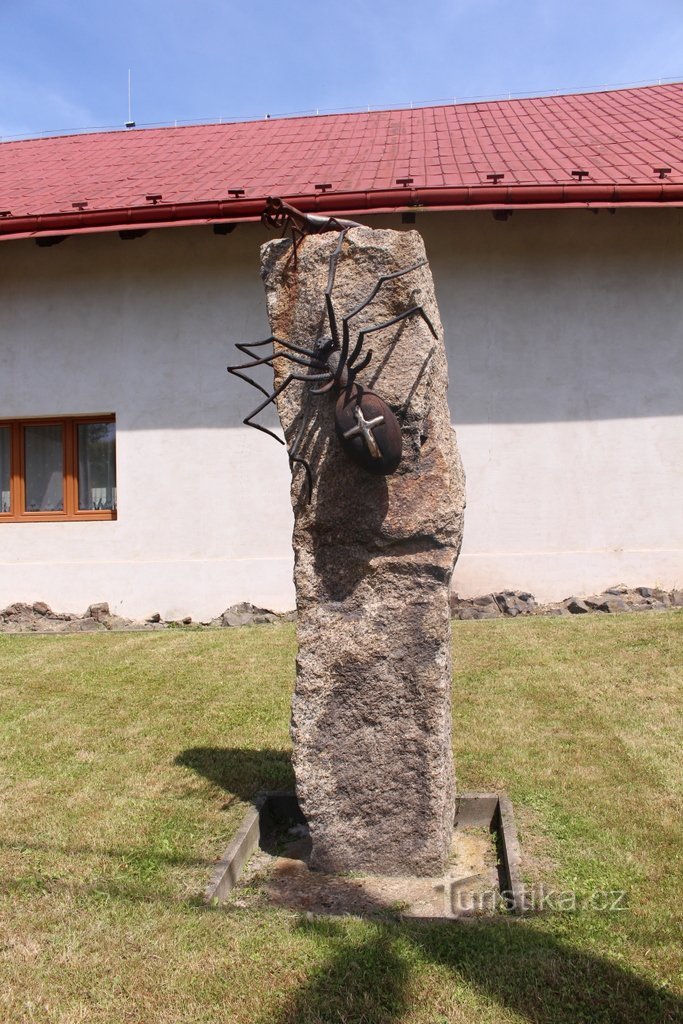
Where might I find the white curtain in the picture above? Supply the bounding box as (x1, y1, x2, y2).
(25, 425, 63, 512)
(78, 423, 116, 511)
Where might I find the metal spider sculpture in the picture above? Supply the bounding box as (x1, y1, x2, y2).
(228, 227, 437, 499)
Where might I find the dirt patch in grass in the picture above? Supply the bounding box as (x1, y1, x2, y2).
(228, 819, 502, 920)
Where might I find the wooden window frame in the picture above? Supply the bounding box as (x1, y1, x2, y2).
(0, 415, 117, 523)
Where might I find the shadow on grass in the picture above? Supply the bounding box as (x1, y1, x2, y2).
(177, 748, 682, 1023)
(174, 746, 294, 803)
(266, 915, 683, 1024)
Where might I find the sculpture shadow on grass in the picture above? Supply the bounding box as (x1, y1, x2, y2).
(263, 913, 683, 1024)
(174, 746, 294, 806)
(175, 748, 682, 1022)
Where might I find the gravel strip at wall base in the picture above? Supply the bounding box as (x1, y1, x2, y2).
(1, 589, 681, 633)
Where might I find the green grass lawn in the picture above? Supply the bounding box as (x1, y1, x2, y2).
(0, 613, 681, 1024)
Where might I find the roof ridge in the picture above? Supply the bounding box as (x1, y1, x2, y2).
(1, 80, 682, 148)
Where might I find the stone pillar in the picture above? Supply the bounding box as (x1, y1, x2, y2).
(262, 227, 465, 875)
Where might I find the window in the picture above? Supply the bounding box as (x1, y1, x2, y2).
(0, 416, 116, 522)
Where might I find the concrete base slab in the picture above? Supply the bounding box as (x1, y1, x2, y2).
(206, 791, 524, 919)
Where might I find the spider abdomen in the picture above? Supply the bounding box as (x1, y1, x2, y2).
(335, 387, 402, 475)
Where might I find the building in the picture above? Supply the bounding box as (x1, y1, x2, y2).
(1, 83, 681, 619)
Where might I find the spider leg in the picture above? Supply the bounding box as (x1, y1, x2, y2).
(333, 260, 427, 388)
(242, 370, 334, 444)
(287, 414, 307, 461)
(235, 335, 319, 359)
(343, 259, 428, 329)
(324, 228, 349, 349)
(286, 416, 313, 500)
(233, 349, 323, 373)
(290, 454, 313, 502)
(310, 378, 337, 395)
(348, 349, 373, 377)
(349, 305, 437, 369)
(229, 348, 324, 400)
(346, 329, 365, 370)
(229, 365, 271, 400)
(291, 225, 306, 267)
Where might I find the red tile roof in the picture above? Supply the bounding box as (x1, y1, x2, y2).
(2, 83, 683, 240)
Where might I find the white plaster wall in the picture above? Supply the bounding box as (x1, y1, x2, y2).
(0, 210, 681, 618)
(423, 209, 683, 601)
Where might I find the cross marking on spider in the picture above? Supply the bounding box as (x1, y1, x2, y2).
(342, 405, 385, 459)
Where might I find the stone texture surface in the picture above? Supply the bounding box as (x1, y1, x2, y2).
(262, 227, 466, 875)
(86, 602, 111, 621)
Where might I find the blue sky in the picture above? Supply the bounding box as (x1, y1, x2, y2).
(2, 0, 683, 139)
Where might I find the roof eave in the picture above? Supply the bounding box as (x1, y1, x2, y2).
(2, 183, 682, 241)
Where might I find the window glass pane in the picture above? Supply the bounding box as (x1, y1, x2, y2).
(0, 427, 9, 513)
(78, 422, 116, 511)
(25, 424, 64, 512)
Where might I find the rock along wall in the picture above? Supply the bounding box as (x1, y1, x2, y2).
(262, 227, 465, 875)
